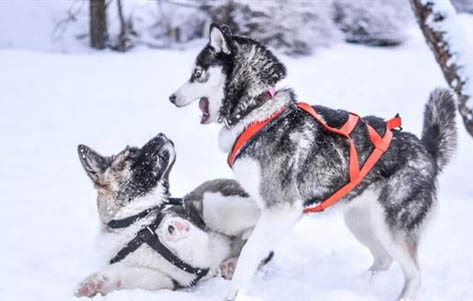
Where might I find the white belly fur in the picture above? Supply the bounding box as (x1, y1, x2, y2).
(202, 192, 260, 237)
(231, 157, 265, 209)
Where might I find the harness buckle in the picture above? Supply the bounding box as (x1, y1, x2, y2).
(145, 226, 155, 236)
(224, 118, 231, 128)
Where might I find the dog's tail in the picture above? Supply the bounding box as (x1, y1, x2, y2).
(421, 88, 457, 173)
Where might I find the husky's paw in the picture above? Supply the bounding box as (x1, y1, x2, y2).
(220, 257, 238, 280)
(74, 273, 121, 297)
(224, 290, 263, 301)
(368, 257, 392, 273)
(164, 218, 191, 242)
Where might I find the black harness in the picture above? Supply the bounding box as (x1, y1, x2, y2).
(107, 199, 209, 287)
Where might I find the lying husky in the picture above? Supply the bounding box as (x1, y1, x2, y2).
(75, 133, 264, 297)
(169, 24, 457, 300)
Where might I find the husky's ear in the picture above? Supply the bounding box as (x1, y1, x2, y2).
(209, 24, 231, 54)
(78, 144, 110, 182)
(110, 148, 130, 170)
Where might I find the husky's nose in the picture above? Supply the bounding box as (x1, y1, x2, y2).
(169, 94, 177, 104)
(156, 133, 167, 141)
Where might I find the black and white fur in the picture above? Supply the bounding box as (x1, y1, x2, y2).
(169, 24, 458, 301)
(75, 133, 262, 297)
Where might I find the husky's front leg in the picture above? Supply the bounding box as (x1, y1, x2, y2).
(225, 201, 302, 300)
(75, 262, 174, 297)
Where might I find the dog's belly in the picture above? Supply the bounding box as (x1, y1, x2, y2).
(342, 187, 396, 244)
(202, 191, 260, 237)
(343, 187, 380, 212)
(98, 223, 232, 286)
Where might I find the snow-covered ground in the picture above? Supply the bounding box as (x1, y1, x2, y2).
(1, 11, 473, 301)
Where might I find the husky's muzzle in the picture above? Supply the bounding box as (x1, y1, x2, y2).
(169, 94, 177, 105)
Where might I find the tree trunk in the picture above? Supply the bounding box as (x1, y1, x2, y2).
(89, 0, 108, 49)
(409, 0, 473, 138)
(116, 0, 128, 51)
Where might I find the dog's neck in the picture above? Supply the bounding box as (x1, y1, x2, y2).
(221, 88, 277, 127)
(219, 37, 286, 125)
(218, 88, 295, 153)
(108, 182, 169, 223)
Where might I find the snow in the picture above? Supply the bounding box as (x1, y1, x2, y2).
(1, 7, 473, 301)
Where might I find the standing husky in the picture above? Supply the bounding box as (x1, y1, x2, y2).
(169, 24, 457, 300)
(75, 133, 262, 297)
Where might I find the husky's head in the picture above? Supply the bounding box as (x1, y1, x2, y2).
(78, 133, 176, 223)
(169, 24, 287, 126)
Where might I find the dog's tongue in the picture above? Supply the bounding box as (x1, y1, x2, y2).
(199, 97, 210, 123)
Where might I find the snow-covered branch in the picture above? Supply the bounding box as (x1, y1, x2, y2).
(409, 0, 473, 137)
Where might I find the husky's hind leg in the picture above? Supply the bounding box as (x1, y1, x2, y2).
(74, 262, 174, 297)
(344, 192, 393, 272)
(371, 181, 426, 300)
(378, 231, 420, 301)
(375, 159, 437, 300)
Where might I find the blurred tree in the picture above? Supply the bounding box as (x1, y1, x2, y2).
(409, 0, 473, 138)
(451, 0, 473, 13)
(333, 0, 413, 46)
(206, 0, 239, 33)
(81, 0, 415, 54)
(207, 0, 341, 56)
(89, 0, 108, 49)
(112, 0, 135, 51)
(237, 0, 340, 55)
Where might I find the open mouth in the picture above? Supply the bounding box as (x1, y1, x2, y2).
(199, 97, 210, 124)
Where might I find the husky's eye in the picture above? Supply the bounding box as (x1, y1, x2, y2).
(95, 181, 109, 189)
(159, 150, 169, 161)
(193, 68, 202, 79)
(168, 225, 175, 235)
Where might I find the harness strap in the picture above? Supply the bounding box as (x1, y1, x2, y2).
(109, 212, 209, 286)
(297, 103, 361, 182)
(227, 101, 402, 214)
(107, 198, 184, 229)
(107, 205, 161, 229)
(227, 107, 285, 167)
(165, 197, 184, 206)
(303, 106, 402, 213)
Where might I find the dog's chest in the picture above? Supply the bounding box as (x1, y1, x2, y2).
(99, 216, 233, 285)
(126, 243, 201, 284)
(232, 157, 265, 209)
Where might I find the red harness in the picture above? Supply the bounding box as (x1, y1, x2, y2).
(227, 102, 402, 214)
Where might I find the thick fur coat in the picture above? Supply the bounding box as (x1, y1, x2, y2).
(170, 24, 457, 301)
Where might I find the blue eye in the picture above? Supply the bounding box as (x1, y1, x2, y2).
(168, 225, 175, 235)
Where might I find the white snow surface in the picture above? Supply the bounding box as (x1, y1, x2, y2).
(1, 14, 473, 301)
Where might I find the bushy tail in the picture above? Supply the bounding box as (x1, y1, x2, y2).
(421, 88, 458, 173)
